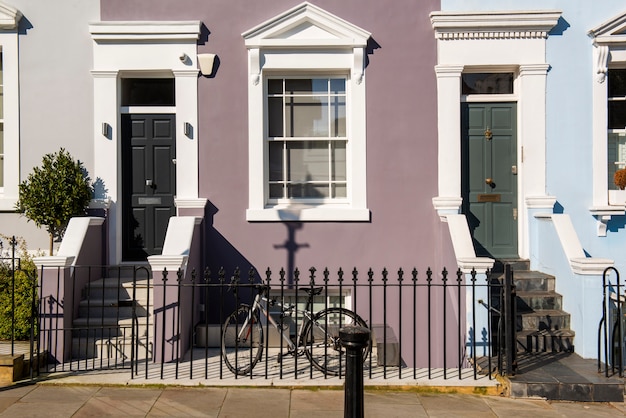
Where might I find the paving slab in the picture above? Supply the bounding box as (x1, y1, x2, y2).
(219, 387, 291, 418)
(72, 387, 161, 417)
(147, 387, 227, 417)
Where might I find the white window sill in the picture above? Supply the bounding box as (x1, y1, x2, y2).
(0, 197, 17, 212)
(246, 205, 370, 222)
(589, 204, 626, 237)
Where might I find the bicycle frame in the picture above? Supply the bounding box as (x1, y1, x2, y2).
(238, 286, 316, 353)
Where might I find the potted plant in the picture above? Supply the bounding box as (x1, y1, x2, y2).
(614, 167, 626, 190)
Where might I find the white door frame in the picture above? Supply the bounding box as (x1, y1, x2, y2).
(431, 10, 561, 261)
(90, 21, 205, 264)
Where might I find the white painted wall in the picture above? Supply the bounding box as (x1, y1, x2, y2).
(0, 1, 99, 252)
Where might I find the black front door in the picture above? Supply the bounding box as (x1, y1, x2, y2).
(122, 114, 176, 261)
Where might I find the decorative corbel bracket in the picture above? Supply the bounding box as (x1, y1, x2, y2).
(595, 45, 609, 84)
(353, 47, 364, 85)
(249, 48, 260, 86)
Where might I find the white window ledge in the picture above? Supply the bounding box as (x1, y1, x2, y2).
(0, 197, 17, 211)
(589, 205, 626, 236)
(246, 205, 370, 222)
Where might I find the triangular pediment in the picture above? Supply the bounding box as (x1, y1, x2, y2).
(243, 2, 370, 48)
(588, 11, 626, 44)
(0, 2, 21, 30)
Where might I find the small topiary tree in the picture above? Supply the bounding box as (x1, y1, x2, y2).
(16, 148, 93, 255)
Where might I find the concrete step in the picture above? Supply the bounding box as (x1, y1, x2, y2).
(520, 309, 570, 331)
(71, 335, 152, 360)
(77, 299, 151, 318)
(512, 271, 556, 292)
(72, 317, 152, 338)
(516, 329, 575, 353)
(507, 352, 624, 402)
(83, 278, 151, 304)
(516, 291, 563, 312)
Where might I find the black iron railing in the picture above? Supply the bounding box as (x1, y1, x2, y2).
(598, 266, 624, 377)
(30, 263, 523, 382)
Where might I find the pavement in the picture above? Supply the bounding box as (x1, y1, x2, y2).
(0, 383, 624, 417)
(1, 344, 625, 416)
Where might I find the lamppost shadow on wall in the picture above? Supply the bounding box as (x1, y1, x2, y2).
(274, 206, 309, 285)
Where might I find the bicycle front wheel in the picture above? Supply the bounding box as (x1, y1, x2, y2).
(303, 307, 369, 376)
(221, 305, 263, 376)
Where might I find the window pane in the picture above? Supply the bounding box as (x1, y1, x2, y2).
(268, 97, 284, 137)
(462, 73, 514, 95)
(269, 141, 283, 181)
(285, 79, 327, 94)
(609, 101, 626, 129)
(609, 133, 626, 190)
(331, 141, 346, 181)
(269, 183, 284, 199)
(287, 141, 327, 182)
(268, 79, 283, 94)
(121, 78, 175, 106)
(288, 183, 329, 198)
(285, 96, 329, 137)
(330, 79, 345, 94)
(333, 183, 346, 198)
(609, 69, 626, 98)
(331, 97, 346, 137)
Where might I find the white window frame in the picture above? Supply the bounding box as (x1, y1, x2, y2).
(589, 12, 626, 234)
(0, 4, 21, 211)
(243, 2, 370, 222)
(266, 75, 349, 204)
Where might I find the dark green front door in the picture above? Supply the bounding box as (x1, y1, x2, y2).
(121, 114, 176, 261)
(462, 103, 518, 258)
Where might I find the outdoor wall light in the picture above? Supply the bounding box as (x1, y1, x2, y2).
(184, 122, 192, 137)
(179, 53, 189, 62)
(101, 122, 109, 137)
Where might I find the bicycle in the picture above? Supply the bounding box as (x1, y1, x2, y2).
(221, 282, 369, 376)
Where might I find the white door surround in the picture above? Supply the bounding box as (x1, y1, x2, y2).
(430, 10, 561, 262)
(89, 21, 206, 264)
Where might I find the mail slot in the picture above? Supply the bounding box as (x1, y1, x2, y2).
(477, 194, 501, 202)
(138, 197, 162, 205)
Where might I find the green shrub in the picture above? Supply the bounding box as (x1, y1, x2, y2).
(0, 236, 38, 341)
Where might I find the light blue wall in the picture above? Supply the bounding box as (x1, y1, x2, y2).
(442, 0, 626, 269)
(442, 0, 626, 358)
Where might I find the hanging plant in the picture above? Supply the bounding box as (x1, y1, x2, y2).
(614, 168, 626, 190)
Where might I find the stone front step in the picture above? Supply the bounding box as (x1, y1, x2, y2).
(77, 298, 151, 318)
(83, 278, 151, 306)
(508, 352, 623, 402)
(494, 262, 574, 353)
(512, 271, 555, 292)
(520, 309, 570, 331)
(71, 335, 152, 360)
(516, 290, 563, 311)
(516, 329, 575, 353)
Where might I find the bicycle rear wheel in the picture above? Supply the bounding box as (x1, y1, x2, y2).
(221, 305, 263, 376)
(303, 307, 369, 376)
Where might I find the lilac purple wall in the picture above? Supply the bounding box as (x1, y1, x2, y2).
(102, 0, 450, 275)
(103, 1, 458, 366)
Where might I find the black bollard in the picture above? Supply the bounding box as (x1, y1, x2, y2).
(339, 325, 370, 418)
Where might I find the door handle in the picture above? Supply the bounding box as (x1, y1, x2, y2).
(146, 179, 153, 187)
(485, 178, 495, 188)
